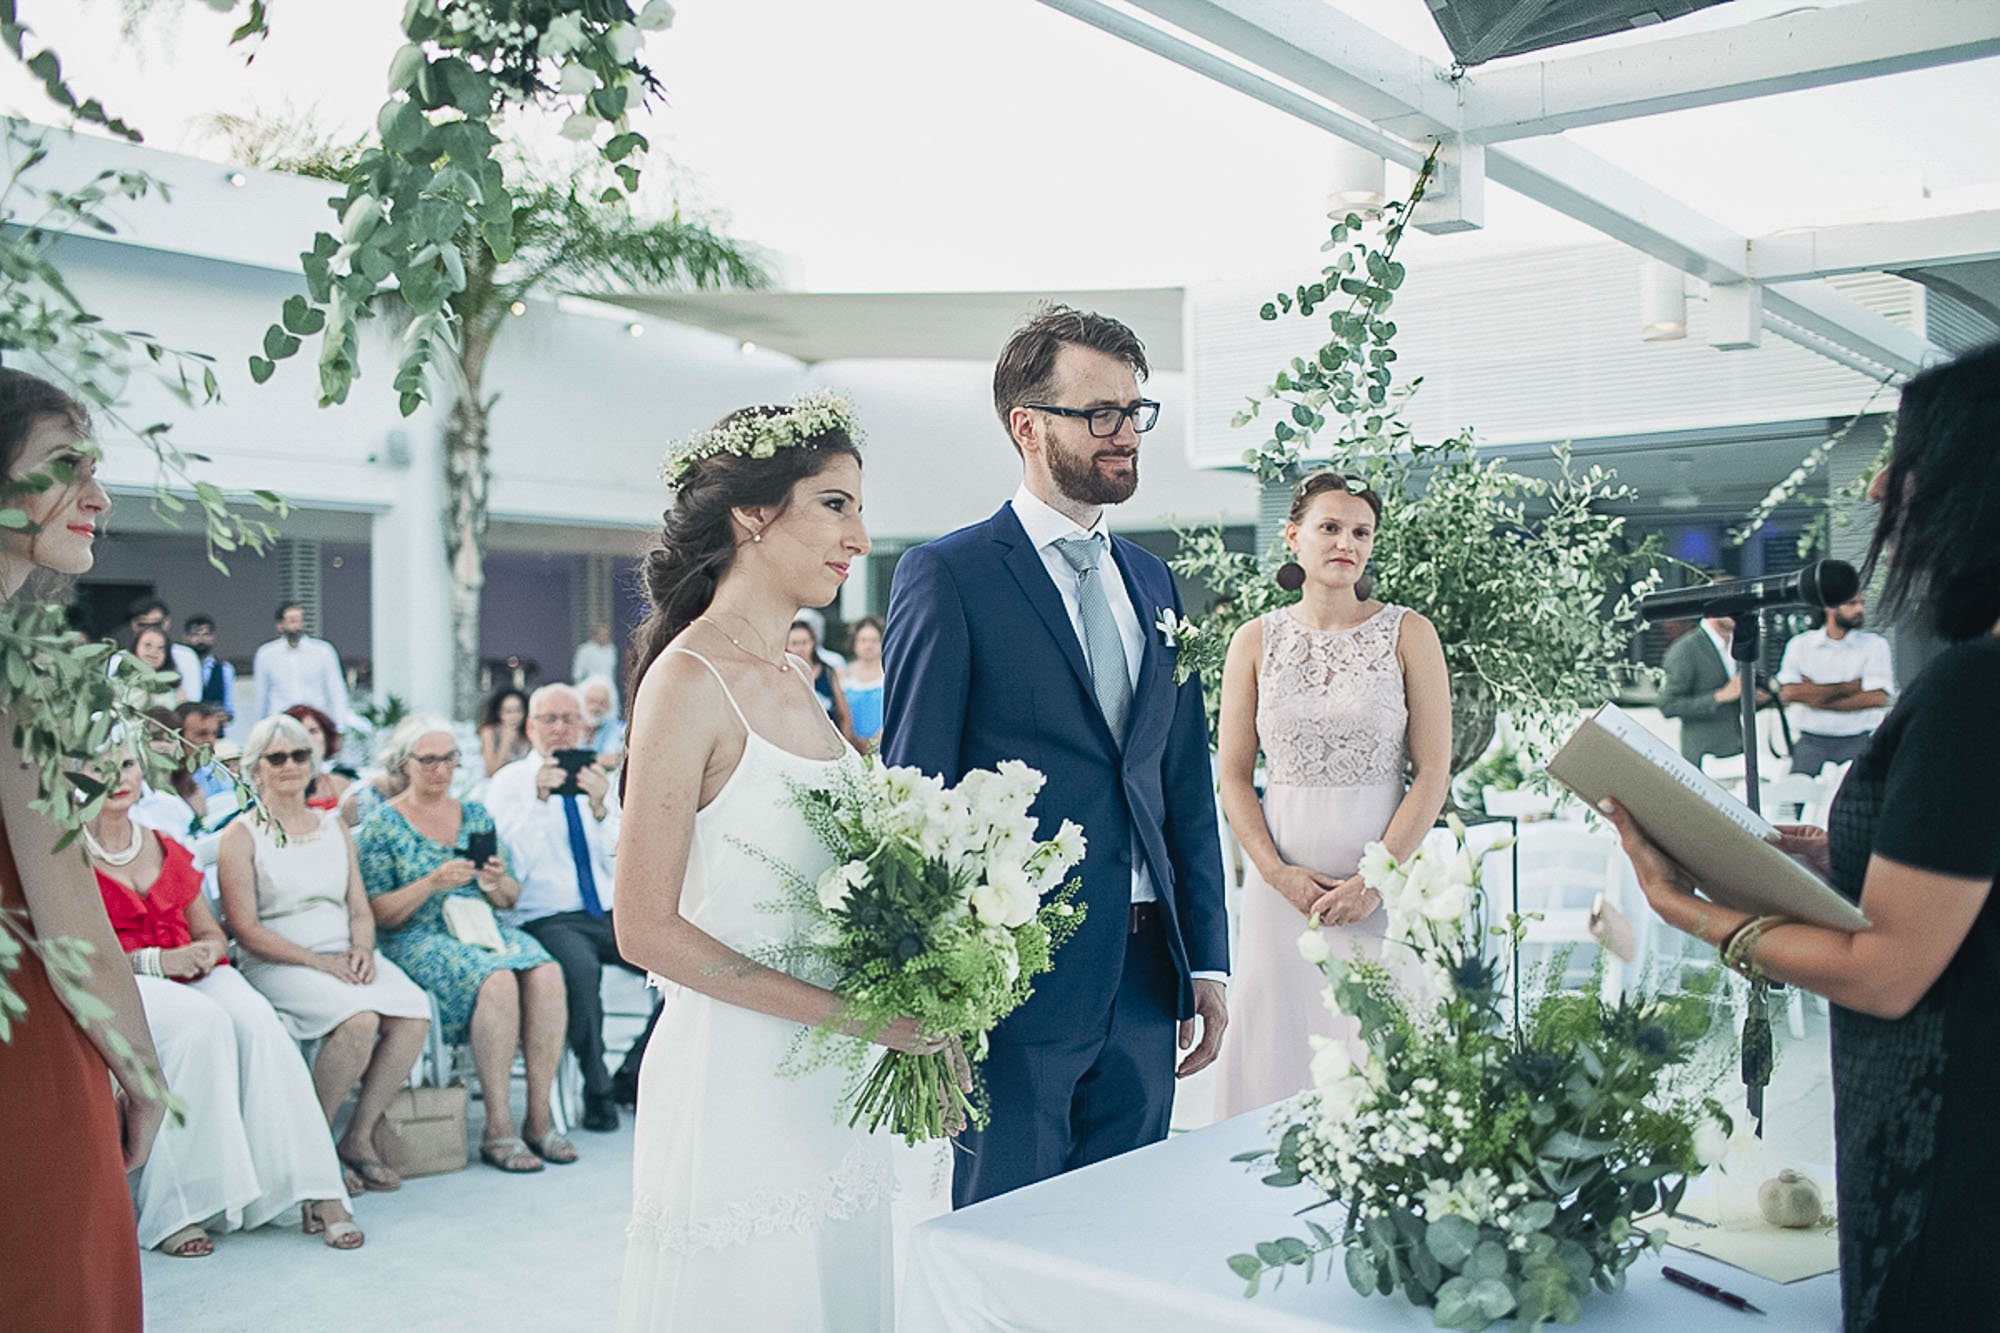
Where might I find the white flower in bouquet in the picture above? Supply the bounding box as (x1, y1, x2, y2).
(636, 0, 677, 32)
(983, 925, 1022, 985)
(816, 860, 869, 912)
(604, 22, 643, 63)
(1357, 841, 1406, 897)
(1693, 1111, 1731, 1167)
(557, 62, 597, 94)
(538, 11, 587, 56)
(1047, 819, 1087, 870)
(1417, 1168, 1505, 1229)
(969, 859, 1039, 929)
(1297, 926, 1331, 966)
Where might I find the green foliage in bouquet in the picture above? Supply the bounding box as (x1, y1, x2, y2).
(1227, 824, 1731, 1329)
(1169, 154, 1661, 760)
(742, 757, 1086, 1144)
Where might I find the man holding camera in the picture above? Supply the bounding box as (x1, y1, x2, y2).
(486, 682, 650, 1131)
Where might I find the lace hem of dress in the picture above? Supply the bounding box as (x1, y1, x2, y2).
(625, 1143, 898, 1255)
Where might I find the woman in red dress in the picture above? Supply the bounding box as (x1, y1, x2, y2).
(0, 368, 164, 1329)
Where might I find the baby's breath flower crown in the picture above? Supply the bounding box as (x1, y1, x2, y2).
(660, 389, 865, 486)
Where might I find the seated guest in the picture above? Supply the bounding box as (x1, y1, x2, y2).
(117, 624, 187, 710)
(129, 707, 206, 842)
(487, 683, 652, 1131)
(285, 703, 352, 812)
(356, 714, 575, 1173)
(343, 763, 405, 829)
(85, 752, 359, 1255)
(842, 616, 886, 751)
(787, 618, 859, 749)
(478, 685, 532, 779)
(174, 700, 234, 801)
(578, 674, 626, 769)
(218, 715, 431, 1195)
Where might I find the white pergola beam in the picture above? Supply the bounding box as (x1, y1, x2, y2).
(1037, 0, 1429, 168)
(1750, 211, 2000, 282)
(1124, 0, 1463, 139)
(1043, 0, 1947, 380)
(1458, 0, 2000, 143)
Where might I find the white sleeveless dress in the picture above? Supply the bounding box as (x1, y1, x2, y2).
(617, 650, 896, 1332)
(1214, 606, 1411, 1118)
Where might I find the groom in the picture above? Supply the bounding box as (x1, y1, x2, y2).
(883, 304, 1230, 1208)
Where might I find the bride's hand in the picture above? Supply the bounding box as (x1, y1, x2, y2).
(876, 1016, 948, 1055)
(1268, 863, 1345, 915)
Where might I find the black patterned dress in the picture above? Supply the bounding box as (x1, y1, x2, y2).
(1824, 635, 2000, 1332)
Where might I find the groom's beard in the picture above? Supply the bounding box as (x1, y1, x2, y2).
(1048, 436, 1140, 507)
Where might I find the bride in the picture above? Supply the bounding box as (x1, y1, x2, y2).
(613, 394, 940, 1331)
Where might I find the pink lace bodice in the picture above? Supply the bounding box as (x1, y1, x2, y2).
(1257, 605, 1410, 787)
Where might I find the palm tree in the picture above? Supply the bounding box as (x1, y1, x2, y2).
(207, 114, 768, 712)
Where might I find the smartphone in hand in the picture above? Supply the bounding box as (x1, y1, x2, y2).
(463, 829, 498, 868)
(552, 748, 597, 798)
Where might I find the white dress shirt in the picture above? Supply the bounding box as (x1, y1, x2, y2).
(1010, 484, 1153, 905)
(170, 643, 203, 700)
(252, 635, 350, 725)
(1778, 627, 1895, 736)
(485, 753, 621, 927)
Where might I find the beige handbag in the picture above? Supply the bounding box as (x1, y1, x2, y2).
(441, 894, 510, 952)
(374, 1084, 469, 1177)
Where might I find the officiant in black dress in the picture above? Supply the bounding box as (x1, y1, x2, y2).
(1602, 340, 2000, 1333)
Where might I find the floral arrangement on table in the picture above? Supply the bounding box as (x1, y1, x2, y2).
(1228, 818, 1731, 1329)
(747, 758, 1086, 1144)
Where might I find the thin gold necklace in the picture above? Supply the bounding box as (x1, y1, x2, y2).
(695, 615, 788, 673)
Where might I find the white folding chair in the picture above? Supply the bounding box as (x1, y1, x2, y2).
(1511, 826, 1628, 999)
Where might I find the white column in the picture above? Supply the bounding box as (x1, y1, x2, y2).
(369, 416, 454, 719)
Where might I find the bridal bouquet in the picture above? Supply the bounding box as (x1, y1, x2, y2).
(754, 757, 1086, 1144)
(1229, 818, 1731, 1329)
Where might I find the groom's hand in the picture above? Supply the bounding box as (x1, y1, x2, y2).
(1176, 978, 1228, 1078)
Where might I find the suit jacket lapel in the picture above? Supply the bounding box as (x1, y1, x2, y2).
(1109, 538, 1162, 747)
(991, 505, 1102, 720)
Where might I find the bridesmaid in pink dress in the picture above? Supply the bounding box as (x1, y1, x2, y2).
(1212, 471, 1452, 1118)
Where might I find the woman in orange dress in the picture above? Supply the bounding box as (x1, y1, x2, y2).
(0, 368, 164, 1329)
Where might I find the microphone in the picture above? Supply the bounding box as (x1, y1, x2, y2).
(1639, 559, 1859, 623)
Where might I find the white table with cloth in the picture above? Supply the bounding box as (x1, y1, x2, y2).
(899, 1109, 1839, 1332)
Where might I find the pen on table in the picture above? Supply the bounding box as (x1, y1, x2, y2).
(1662, 1265, 1766, 1316)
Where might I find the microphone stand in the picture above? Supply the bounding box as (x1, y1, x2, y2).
(1731, 612, 1774, 1136)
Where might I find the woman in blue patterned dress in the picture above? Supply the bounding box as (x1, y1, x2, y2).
(355, 714, 574, 1173)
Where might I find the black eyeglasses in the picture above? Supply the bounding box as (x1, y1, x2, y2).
(411, 752, 460, 768)
(262, 749, 315, 768)
(1025, 400, 1161, 439)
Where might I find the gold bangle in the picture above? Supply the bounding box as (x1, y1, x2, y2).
(1721, 914, 1790, 978)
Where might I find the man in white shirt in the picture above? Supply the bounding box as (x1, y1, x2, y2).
(1778, 593, 1895, 775)
(486, 682, 648, 1131)
(250, 602, 350, 726)
(570, 621, 618, 691)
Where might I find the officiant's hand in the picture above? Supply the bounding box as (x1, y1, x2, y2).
(1270, 863, 1345, 916)
(1597, 798, 1724, 943)
(1771, 824, 1831, 879)
(1176, 978, 1228, 1078)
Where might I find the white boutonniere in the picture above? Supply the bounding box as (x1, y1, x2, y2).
(1155, 608, 1199, 650)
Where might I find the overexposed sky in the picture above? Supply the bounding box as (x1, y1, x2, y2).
(5, 0, 1995, 291)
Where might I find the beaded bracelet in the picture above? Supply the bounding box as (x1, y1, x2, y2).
(131, 947, 164, 979)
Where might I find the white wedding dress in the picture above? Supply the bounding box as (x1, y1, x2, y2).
(618, 650, 897, 1332)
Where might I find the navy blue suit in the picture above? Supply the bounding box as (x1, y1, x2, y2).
(882, 502, 1228, 1207)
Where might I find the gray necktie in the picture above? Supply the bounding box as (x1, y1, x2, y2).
(1053, 533, 1132, 744)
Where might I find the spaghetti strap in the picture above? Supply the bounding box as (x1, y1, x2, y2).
(785, 653, 852, 752)
(663, 647, 753, 733)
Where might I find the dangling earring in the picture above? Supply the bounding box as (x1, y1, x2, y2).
(1355, 560, 1376, 601)
(1276, 556, 1305, 593)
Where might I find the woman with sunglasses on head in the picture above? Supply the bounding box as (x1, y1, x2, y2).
(355, 714, 572, 1173)
(219, 714, 430, 1200)
(91, 748, 360, 1255)
(1210, 470, 1453, 1118)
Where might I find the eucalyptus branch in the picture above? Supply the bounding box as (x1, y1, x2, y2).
(1727, 375, 1895, 550)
